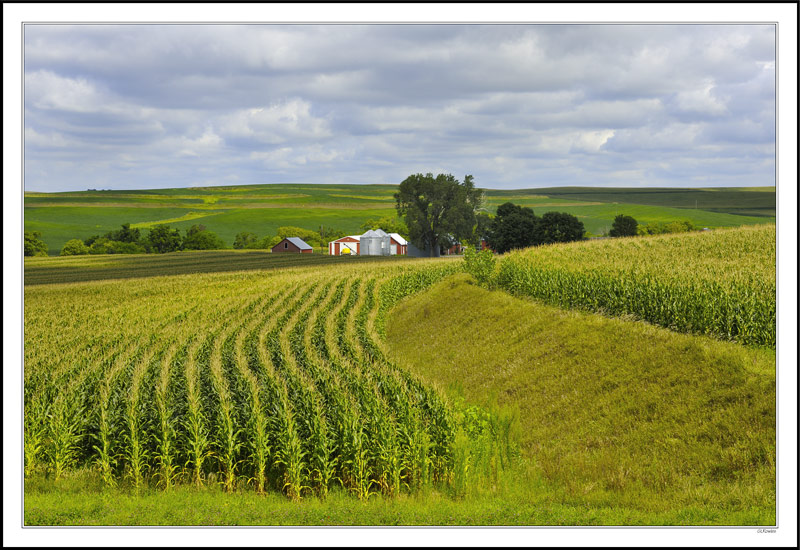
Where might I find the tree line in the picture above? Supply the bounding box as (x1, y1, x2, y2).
(24, 216, 411, 257)
(24, 174, 703, 258)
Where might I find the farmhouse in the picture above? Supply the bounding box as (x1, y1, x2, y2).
(272, 237, 313, 254)
(328, 230, 408, 256)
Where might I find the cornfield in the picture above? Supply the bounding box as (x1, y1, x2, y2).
(24, 260, 515, 499)
(478, 225, 776, 347)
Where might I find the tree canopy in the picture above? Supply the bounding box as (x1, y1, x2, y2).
(359, 215, 408, 237)
(233, 231, 259, 249)
(536, 211, 586, 244)
(60, 238, 89, 256)
(486, 203, 585, 253)
(486, 202, 538, 254)
(609, 214, 638, 237)
(146, 224, 182, 253)
(24, 231, 49, 257)
(394, 173, 483, 256)
(182, 225, 226, 250)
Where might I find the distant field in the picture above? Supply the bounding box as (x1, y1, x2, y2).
(24, 183, 776, 255)
(492, 186, 777, 218)
(23, 250, 426, 286)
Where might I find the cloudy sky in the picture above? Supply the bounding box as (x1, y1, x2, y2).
(23, 23, 776, 192)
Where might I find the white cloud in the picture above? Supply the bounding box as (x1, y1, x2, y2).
(22, 24, 776, 191)
(25, 70, 105, 113)
(219, 99, 331, 144)
(674, 81, 728, 116)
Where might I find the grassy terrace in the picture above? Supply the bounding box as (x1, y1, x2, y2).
(387, 274, 775, 525)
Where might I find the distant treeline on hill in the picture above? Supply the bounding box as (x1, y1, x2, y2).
(25, 215, 407, 257)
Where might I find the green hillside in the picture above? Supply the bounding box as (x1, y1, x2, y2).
(24, 184, 776, 255)
(386, 273, 775, 523)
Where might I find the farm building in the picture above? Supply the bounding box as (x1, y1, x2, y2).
(328, 235, 361, 256)
(360, 229, 391, 256)
(328, 231, 408, 256)
(272, 237, 313, 254)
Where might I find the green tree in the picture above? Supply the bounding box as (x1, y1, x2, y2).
(276, 226, 321, 248)
(83, 235, 101, 247)
(394, 173, 483, 257)
(252, 235, 279, 249)
(182, 225, 226, 250)
(24, 231, 49, 257)
(104, 223, 141, 243)
(60, 239, 89, 256)
(609, 214, 638, 237)
(486, 202, 538, 254)
(88, 237, 114, 254)
(536, 212, 585, 244)
(359, 216, 409, 237)
(233, 231, 259, 249)
(146, 224, 182, 253)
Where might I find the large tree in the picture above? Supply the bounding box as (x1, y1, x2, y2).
(486, 202, 538, 254)
(394, 173, 483, 256)
(536, 212, 585, 244)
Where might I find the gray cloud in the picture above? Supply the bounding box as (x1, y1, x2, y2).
(23, 24, 775, 191)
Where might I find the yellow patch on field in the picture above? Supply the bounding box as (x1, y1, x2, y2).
(130, 211, 221, 228)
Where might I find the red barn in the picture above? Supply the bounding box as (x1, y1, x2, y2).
(328, 235, 361, 256)
(272, 237, 313, 253)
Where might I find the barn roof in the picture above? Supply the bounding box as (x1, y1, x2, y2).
(285, 237, 313, 250)
(388, 233, 407, 245)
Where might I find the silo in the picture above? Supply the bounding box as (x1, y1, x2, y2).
(360, 229, 392, 255)
(359, 229, 380, 255)
(373, 229, 391, 256)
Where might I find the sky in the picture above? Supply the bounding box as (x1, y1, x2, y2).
(22, 23, 777, 192)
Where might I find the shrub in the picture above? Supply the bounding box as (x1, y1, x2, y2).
(463, 246, 496, 287)
(25, 231, 49, 257)
(60, 239, 89, 256)
(638, 220, 698, 236)
(183, 228, 226, 250)
(233, 232, 259, 249)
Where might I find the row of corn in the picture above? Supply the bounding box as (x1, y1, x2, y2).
(24, 262, 509, 498)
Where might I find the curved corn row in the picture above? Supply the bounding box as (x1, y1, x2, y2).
(24, 262, 496, 497)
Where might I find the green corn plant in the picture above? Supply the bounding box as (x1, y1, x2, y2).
(153, 344, 179, 490)
(46, 393, 85, 482)
(273, 396, 309, 500)
(184, 338, 213, 488)
(123, 349, 153, 490)
(24, 396, 49, 478)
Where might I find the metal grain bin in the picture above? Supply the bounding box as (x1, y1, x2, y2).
(360, 229, 391, 256)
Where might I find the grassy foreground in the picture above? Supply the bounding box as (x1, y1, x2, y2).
(23, 469, 768, 526)
(386, 274, 776, 524)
